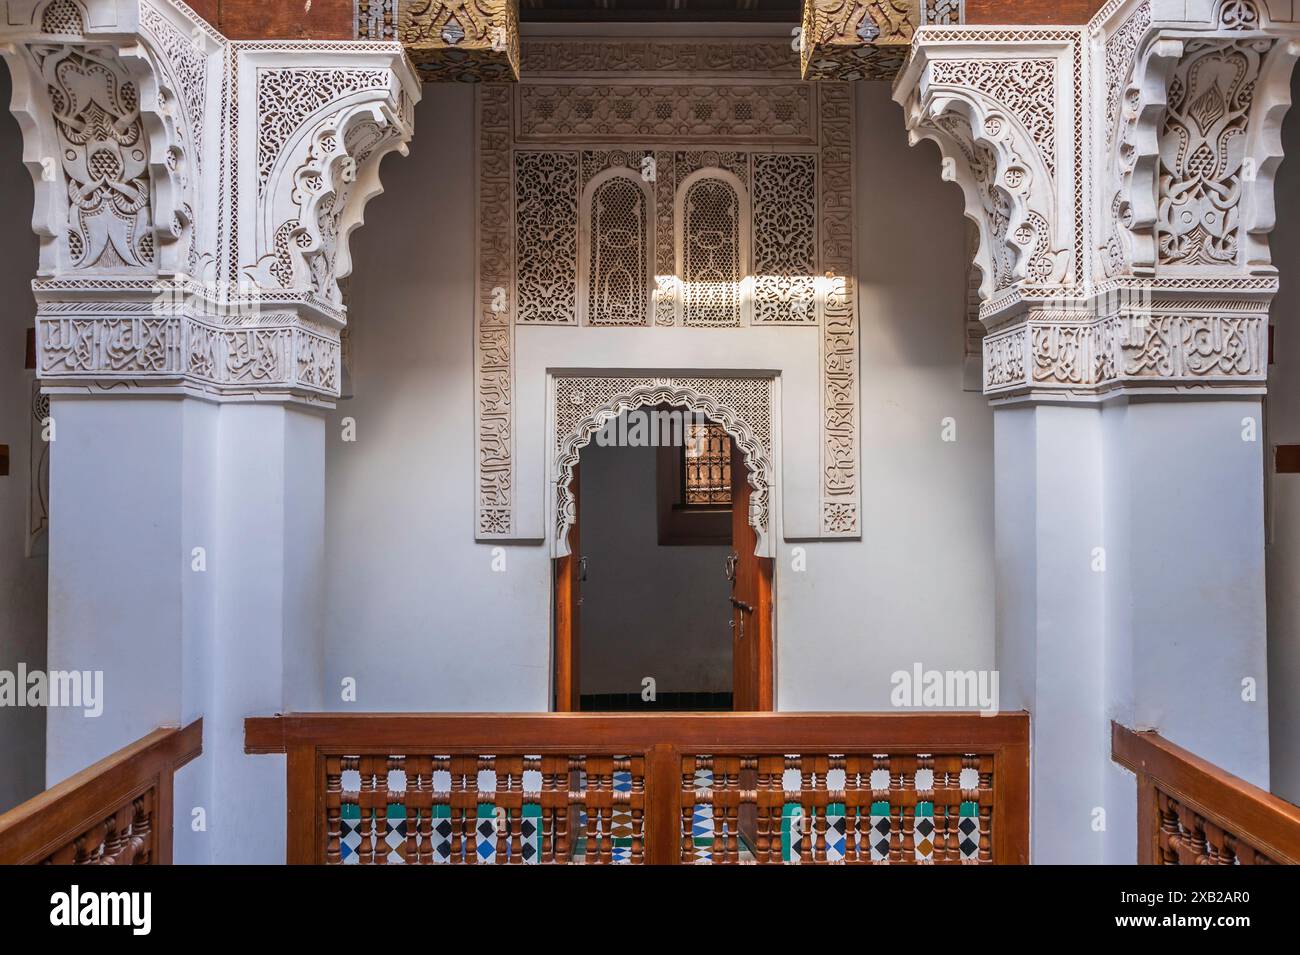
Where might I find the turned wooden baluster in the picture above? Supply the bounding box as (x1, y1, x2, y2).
(896, 755, 916, 866)
(630, 757, 646, 865)
(357, 755, 378, 865)
(1176, 800, 1207, 865)
(843, 756, 863, 864)
(431, 757, 450, 864)
(755, 756, 778, 864)
(680, 757, 697, 863)
(1157, 790, 1180, 865)
(720, 757, 740, 863)
(385, 756, 403, 863)
(325, 756, 343, 864)
(542, 756, 564, 863)
(406, 756, 430, 864)
(796, 756, 813, 865)
(374, 755, 393, 865)
(499, 756, 522, 865)
(478, 756, 505, 865)
(570, 757, 587, 864)
(451, 755, 471, 864)
(976, 755, 993, 863)
(915, 754, 934, 865)
(886, 755, 905, 864)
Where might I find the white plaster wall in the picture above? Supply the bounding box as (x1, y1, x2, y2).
(327, 84, 553, 711)
(1265, 68, 1300, 807)
(579, 433, 732, 696)
(327, 81, 996, 712)
(0, 68, 46, 812)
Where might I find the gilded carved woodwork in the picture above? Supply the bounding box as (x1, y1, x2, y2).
(474, 38, 861, 543)
(1, 0, 418, 403)
(800, 0, 964, 81)
(356, 0, 520, 81)
(895, 0, 1300, 402)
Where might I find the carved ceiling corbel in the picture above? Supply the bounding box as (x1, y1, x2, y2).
(895, 35, 1080, 324)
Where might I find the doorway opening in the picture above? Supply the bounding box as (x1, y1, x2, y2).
(554, 405, 773, 712)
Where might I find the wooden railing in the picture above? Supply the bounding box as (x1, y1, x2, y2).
(1112, 722, 1300, 865)
(245, 712, 1029, 865)
(0, 719, 202, 865)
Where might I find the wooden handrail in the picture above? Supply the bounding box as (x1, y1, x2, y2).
(246, 711, 1029, 865)
(1112, 722, 1300, 865)
(0, 719, 202, 865)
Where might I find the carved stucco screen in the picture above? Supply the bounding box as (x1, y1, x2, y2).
(474, 39, 861, 546)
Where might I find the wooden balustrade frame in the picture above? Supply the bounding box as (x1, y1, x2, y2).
(1112, 722, 1300, 865)
(0, 719, 202, 865)
(245, 711, 1030, 865)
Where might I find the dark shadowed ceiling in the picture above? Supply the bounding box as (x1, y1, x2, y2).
(519, 0, 803, 22)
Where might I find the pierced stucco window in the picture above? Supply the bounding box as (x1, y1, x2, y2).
(580, 170, 654, 325)
(676, 170, 750, 327)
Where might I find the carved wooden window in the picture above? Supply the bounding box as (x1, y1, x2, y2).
(655, 412, 732, 546)
(584, 173, 651, 326)
(679, 175, 746, 327)
(683, 424, 732, 506)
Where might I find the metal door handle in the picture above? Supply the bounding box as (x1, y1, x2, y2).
(729, 597, 754, 614)
(579, 556, 588, 582)
(724, 553, 738, 582)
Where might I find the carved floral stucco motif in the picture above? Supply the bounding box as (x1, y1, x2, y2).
(2, 0, 418, 403)
(896, 0, 1299, 401)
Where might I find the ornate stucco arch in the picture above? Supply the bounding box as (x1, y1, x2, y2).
(551, 375, 776, 559)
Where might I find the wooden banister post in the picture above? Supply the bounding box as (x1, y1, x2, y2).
(286, 744, 319, 864)
(645, 744, 681, 865)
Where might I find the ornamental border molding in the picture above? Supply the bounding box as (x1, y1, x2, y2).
(551, 375, 776, 560)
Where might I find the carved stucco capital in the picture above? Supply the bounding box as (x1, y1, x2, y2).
(896, 0, 1300, 402)
(895, 32, 1081, 314)
(800, 0, 964, 80)
(1, 0, 420, 404)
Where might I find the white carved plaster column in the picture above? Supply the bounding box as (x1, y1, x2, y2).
(895, 0, 1299, 862)
(1, 0, 417, 861)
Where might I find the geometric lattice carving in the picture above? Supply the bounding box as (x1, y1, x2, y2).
(680, 176, 746, 328)
(583, 174, 652, 326)
(516, 151, 579, 325)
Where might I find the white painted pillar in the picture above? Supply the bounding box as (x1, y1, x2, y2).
(992, 402, 1107, 863)
(992, 395, 1270, 862)
(2, 0, 417, 863)
(896, 1, 1298, 863)
(45, 397, 325, 864)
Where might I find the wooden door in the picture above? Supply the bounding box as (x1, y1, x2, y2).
(730, 444, 773, 711)
(554, 465, 581, 712)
